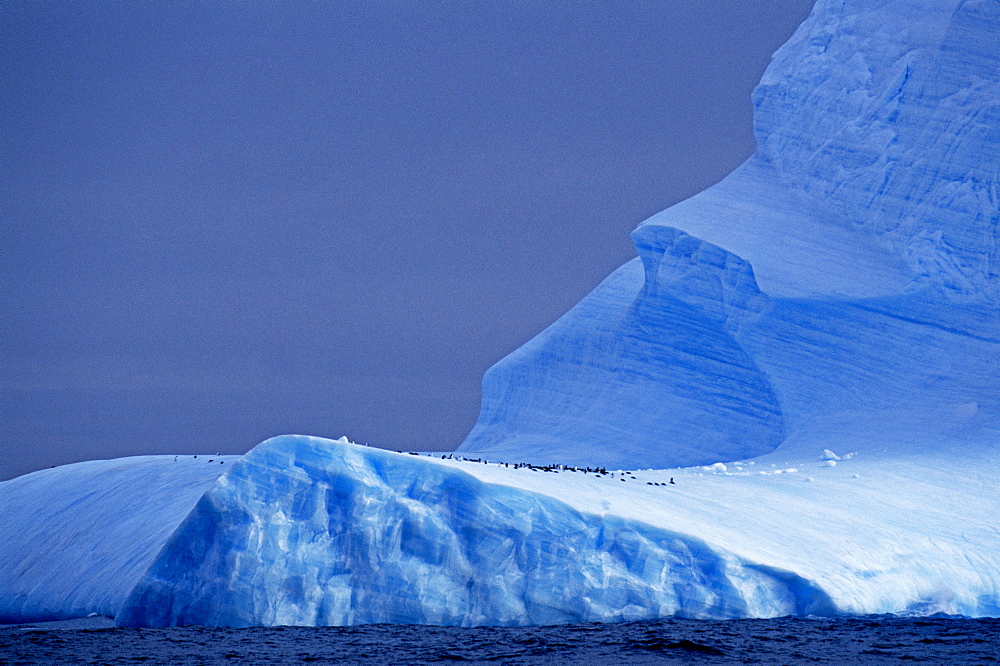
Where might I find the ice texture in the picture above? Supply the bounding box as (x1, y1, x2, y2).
(100, 432, 1000, 625)
(3, 0, 1000, 627)
(117, 436, 835, 627)
(457, 0, 1000, 469)
(0, 455, 233, 623)
(2, 433, 997, 626)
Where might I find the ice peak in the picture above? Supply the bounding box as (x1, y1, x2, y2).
(459, 0, 1000, 469)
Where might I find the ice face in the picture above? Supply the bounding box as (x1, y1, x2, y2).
(651, 0, 1000, 300)
(458, 0, 1000, 470)
(117, 436, 836, 628)
(751, 0, 1000, 296)
(4, 434, 997, 626)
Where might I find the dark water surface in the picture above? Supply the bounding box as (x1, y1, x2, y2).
(2, 615, 998, 665)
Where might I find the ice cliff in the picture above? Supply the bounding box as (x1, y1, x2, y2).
(116, 437, 837, 627)
(4, 434, 996, 626)
(3, 0, 999, 627)
(457, 0, 1000, 469)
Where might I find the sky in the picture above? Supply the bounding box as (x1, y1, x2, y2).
(1, 0, 816, 480)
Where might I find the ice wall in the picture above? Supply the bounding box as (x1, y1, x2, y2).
(458, 0, 1000, 469)
(751, 0, 1000, 296)
(117, 436, 834, 627)
(643, 0, 1000, 300)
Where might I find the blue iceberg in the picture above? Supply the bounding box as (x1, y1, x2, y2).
(458, 0, 1000, 469)
(2, 0, 998, 626)
(117, 436, 836, 627)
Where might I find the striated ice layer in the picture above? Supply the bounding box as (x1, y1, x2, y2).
(116, 436, 832, 627)
(749, 0, 1000, 296)
(459, 233, 784, 470)
(4, 0, 1000, 629)
(458, 0, 1000, 470)
(461, 225, 1000, 468)
(639, 0, 1000, 300)
(4, 433, 997, 626)
(0, 455, 233, 623)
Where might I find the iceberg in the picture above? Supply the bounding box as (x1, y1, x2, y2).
(2, 0, 999, 626)
(4, 433, 996, 626)
(457, 0, 1000, 469)
(117, 436, 838, 627)
(0, 455, 235, 623)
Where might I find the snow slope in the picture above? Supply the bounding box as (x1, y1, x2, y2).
(0, 455, 235, 623)
(457, 0, 1000, 469)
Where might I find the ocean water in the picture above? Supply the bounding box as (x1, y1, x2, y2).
(2, 615, 997, 665)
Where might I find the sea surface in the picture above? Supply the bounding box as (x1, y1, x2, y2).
(2, 615, 998, 665)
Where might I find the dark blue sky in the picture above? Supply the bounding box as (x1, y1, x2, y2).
(2, 1, 815, 480)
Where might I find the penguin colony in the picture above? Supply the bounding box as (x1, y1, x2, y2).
(393, 451, 678, 485)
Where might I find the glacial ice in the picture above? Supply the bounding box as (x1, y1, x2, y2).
(117, 436, 837, 627)
(457, 0, 1000, 469)
(2, 0, 999, 627)
(4, 433, 995, 626)
(0, 455, 234, 623)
